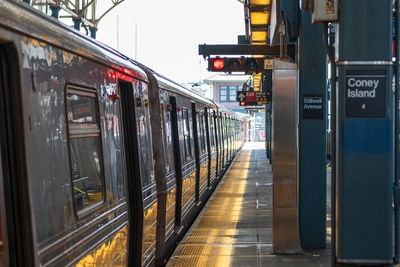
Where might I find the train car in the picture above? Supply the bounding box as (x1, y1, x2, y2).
(0, 1, 244, 266)
(0, 2, 155, 266)
(134, 66, 245, 264)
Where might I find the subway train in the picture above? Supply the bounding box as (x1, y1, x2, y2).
(0, 1, 245, 266)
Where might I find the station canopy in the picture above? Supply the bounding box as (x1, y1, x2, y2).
(241, 0, 271, 44)
(236, 0, 272, 91)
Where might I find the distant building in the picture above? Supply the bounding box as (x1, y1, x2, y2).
(203, 73, 249, 114)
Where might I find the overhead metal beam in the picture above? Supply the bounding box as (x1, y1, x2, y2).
(250, 24, 269, 31)
(30, 0, 125, 37)
(249, 5, 270, 12)
(199, 44, 295, 58)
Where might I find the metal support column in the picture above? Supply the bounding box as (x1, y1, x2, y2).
(336, 0, 393, 264)
(72, 18, 81, 31)
(49, 6, 60, 19)
(89, 27, 97, 39)
(297, 11, 327, 249)
(272, 60, 301, 254)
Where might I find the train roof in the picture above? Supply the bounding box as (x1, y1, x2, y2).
(134, 61, 215, 106)
(0, 1, 148, 82)
(1, 1, 238, 118)
(131, 60, 240, 115)
(147, 70, 238, 116)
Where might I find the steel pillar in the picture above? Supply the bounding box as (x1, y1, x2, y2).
(49, 6, 60, 19)
(272, 60, 301, 254)
(72, 18, 81, 31)
(297, 12, 327, 249)
(336, 0, 393, 264)
(89, 27, 97, 39)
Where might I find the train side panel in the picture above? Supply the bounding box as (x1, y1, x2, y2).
(18, 37, 132, 266)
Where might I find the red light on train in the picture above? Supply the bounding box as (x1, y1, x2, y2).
(108, 93, 119, 102)
(240, 101, 245, 106)
(212, 58, 224, 70)
(108, 93, 119, 103)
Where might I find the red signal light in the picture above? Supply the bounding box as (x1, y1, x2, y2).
(240, 101, 245, 106)
(212, 58, 224, 70)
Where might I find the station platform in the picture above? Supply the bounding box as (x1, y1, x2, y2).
(167, 142, 331, 267)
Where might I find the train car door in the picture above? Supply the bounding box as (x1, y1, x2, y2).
(119, 80, 143, 267)
(169, 96, 183, 229)
(0, 46, 32, 266)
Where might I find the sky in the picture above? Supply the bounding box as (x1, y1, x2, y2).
(95, 0, 245, 84)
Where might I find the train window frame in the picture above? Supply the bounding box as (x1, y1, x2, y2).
(65, 85, 105, 218)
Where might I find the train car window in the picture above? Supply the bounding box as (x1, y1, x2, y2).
(229, 118, 233, 141)
(139, 115, 151, 187)
(220, 115, 222, 139)
(202, 115, 207, 153)
(164, 101, 175, 172)
(182, 108, 192, 160)
(188, 109, 194, 156)
(67, 94, 97, 123)
(198, 113, 206, 154)
(209, 113, 215, 150)
(161, 103, 171, 171)
(197, 112, 202, 155)
(215, 112, 220, 145)
(66, 87, 104, 216)
(225, 117, 229, 140)
(144, 98, 155, 183)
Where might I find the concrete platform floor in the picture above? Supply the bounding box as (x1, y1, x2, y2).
(167, 142, 331, 267)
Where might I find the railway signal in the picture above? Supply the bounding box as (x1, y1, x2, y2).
(212, 58, 224, 70)
(207, 57, 266, 74)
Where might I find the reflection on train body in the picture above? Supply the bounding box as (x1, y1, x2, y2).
(0, 2, 245, 266)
